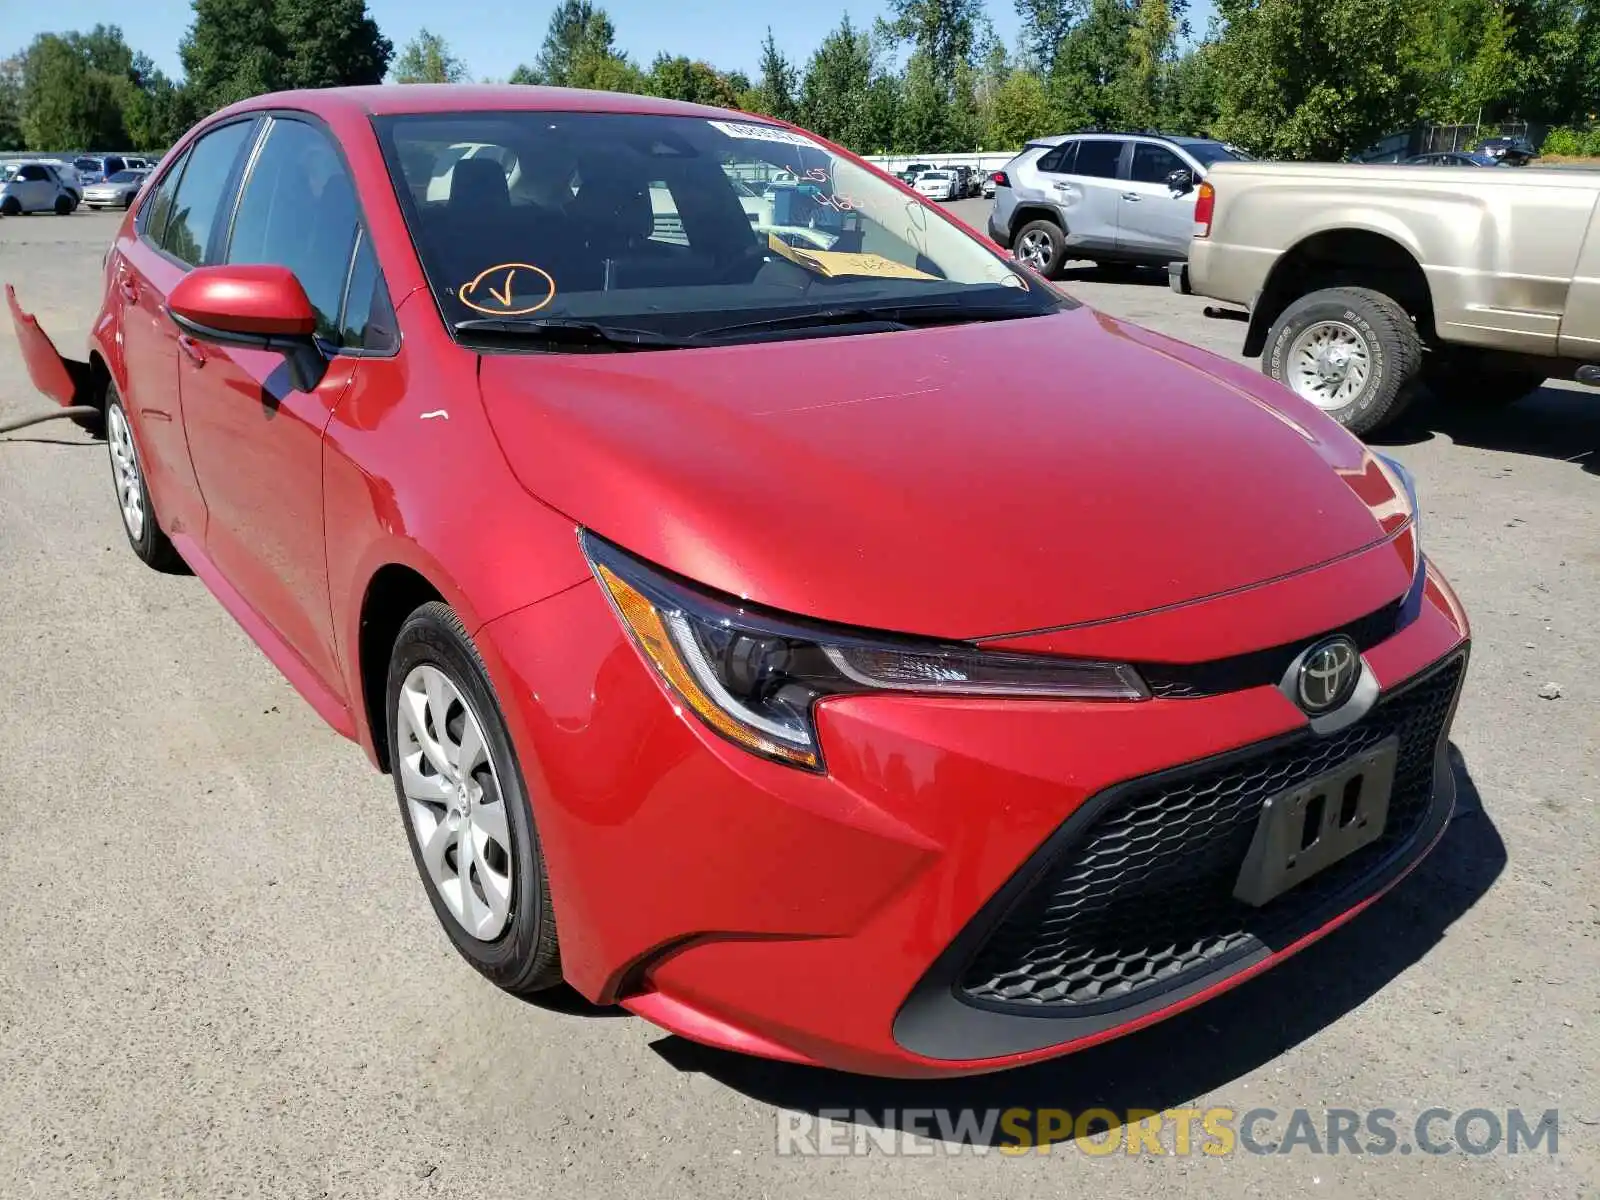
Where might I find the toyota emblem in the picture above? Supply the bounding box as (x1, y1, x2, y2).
(1296, 637, 1361, 715)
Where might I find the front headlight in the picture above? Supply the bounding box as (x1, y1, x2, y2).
(582, 532, 1148, 771)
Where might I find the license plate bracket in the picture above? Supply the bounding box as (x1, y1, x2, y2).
(1233, 737, 1398, 907)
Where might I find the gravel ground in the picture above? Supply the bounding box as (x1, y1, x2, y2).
(1, 206, 1596, 1199)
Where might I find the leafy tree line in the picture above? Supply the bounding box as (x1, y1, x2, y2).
(4, 0, 1597, 159)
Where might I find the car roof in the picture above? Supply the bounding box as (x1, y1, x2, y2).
(1023, 130, 1227, 151)
(212, 84, 752, 124)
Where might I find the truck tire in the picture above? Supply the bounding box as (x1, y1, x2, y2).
(1263, 287, 1424, 437)
(1013, 220, 1066, 277)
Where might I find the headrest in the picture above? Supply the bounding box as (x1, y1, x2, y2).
(450, 157, 509, 213)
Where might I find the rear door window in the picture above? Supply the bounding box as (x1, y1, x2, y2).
(1037, 143, 1077, 174)
(139, 147, 190, 246)
(1073, 140, 1125, 179)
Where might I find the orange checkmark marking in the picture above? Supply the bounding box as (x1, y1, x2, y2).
(457, 262, 556, 316)
(488, 268, 516, 308)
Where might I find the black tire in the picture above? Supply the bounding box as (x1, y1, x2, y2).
(105, 388, 183, 571)
(1263, 286, 1424, 437)
(1012, 219, 1066, 277)
(1, 197, 19, 216)
(386, 602, 563, 996)
(54, 195, 72, 215)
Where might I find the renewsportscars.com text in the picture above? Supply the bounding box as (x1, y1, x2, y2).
(776, 1106, 1560, 1157)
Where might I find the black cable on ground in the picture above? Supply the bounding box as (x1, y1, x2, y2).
(0, 406, 102, 435)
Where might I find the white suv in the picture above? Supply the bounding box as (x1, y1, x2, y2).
(987, 133, 1251, 276)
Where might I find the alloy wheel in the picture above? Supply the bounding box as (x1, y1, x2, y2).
(395, 664, 515, 941)
(107, 404, 145, 541)
(1015, 229, 1052, 270)
(1286, 320, 1373, 410)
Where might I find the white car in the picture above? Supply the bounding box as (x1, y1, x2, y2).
(913, 170, 957, 201)
(0, 161, 78, 215)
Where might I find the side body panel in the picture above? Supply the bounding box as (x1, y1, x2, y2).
(1189, 162, 1600, 356)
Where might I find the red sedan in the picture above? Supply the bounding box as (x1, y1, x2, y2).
(8, 86, 1469, 1078)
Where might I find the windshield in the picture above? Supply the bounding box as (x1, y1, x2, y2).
(1181, 141, 1253, 166)
(74, 158, 99, 172)
(376, 111, 1056, 347)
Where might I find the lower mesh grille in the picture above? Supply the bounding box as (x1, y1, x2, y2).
(958, 654, 1464, 1012)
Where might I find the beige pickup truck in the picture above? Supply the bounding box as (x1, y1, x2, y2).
(1172, 161, 1600, 434)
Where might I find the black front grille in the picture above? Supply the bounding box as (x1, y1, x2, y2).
(958, 654, 1464, 1013)
(1139, 598, 1406, 699)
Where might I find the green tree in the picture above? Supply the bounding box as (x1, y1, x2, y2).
(751, 29, 798, 121)
(1210, 0, 1430, 159)
(1120, 0, 1178, 128)
(392, 29, 468, 83)
(985, 68, 1055, 148)
(1015, 0, 1086, 73)
(20, 33, 128, 149)
(278, 0, 392, 90)
(1050, 0, 1136, 129)
(181, 0, 390, 110)
(0, 58, 24, 151)
(1164, 41, 1221, 132)
(645, 55, 738, 106)
(797, 16, 879, 150)
(521, 0, 618, 86)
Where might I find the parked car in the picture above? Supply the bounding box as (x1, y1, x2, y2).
(912, 169, 957, 201)
(0, 161, 79, 215)
(9, 86, 1469, 1079)
(988, 131, 1252, 276)
(898, 162, 933, 184)
(1174, 159, 1600, 434)
(981, 171, 997, 198)
(1476, 136, 1537, 165)
(1403, 152, 1505, 168)
(948, 165, 972, 197)
(72, 154, 130, 185)
(83, 168, 151, 210)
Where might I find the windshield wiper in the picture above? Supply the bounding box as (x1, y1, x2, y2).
(453, 317, 692, 349)
(688, 300, 1042, 342)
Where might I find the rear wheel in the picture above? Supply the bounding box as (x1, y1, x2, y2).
(106, 388, 183, 571)
(1264, 286, 1424, 437)
(54, 195, 71, 215)
(1013, 219, 1066, 277)
(386, 602, 562, 996)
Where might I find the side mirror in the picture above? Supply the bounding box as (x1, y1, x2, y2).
(1166, 167, 1195, 193)
(167, 264, 327, 393)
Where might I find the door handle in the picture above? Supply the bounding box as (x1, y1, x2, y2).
(1052, 182, 1071, 191)
(177, 334, 206, 366)
(1122, 193, 1142, 201)
(118, 278, 139, 304)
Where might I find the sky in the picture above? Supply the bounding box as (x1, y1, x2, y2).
(9, 0, 1216, 82)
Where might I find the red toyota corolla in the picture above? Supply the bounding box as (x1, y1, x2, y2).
(9, 86, 1469, 1078)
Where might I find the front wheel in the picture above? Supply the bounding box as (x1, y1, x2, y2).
(1012, 219, 1066, 277)
(386, 602, 562, 996)
(1, 197, 20, 216)
(1263, 286, 1424, 437)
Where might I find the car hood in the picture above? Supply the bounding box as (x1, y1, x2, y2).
(478, 306, 1408, 640)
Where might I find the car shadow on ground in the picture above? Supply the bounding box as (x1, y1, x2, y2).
(1376, 384, 1600, 476)
(647, 746, 1504, 1146)
(1055, 262, 1172, 286)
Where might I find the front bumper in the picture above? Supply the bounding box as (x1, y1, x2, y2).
(480, 557, 1469, 1078)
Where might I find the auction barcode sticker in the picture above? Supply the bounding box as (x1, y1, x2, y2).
(707, 119, 819, 149)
